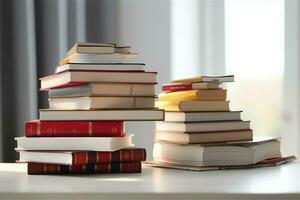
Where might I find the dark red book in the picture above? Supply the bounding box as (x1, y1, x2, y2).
(25, 120, 124, 137)
(19, 148, 146, 165)
(162, 82, 220, 92)
(27, 162, 142, 174)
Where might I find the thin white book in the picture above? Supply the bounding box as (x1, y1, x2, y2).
(55, 63, 145, 73)
(60, 53, 136, 65)
(156, 121, 250, 132)
(67, 42, 116, 55)
(15, 135, 133, 151)
(153, 139, 281, 166)
(48, 96, 155, 110)
(39, 109, 165, 121)
(164, 111, 241, 122)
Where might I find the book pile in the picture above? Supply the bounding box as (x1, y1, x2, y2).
(15, 42, 164, 175)
(148, 75, 295, 170)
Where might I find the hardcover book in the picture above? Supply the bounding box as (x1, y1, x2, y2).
(25, 120, 124, 137)
(162, 82, 220, 92)
(27, 162, 142, 174)
(18, 148, 146, 165)
(172, 75, 234, 83)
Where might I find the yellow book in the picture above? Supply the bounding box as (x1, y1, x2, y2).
(172, 75, 234, 84)
(156, 100, 230, 112)
(158, 89, 226, 102)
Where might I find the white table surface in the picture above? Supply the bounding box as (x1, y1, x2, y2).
(0, 162, 299, 200)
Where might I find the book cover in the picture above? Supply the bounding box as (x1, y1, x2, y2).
(25, 120, 124, 137)
(27, 162, 142, 174)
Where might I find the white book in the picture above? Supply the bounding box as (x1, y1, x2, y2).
(60, 53, 136, 64)
(48, 96, 155, 110)
(15, 135, 133, 151)
(67, 43, 116, 55)
(156, 121, 250, 132)
(55, 63, 145, 73)
(40, 71, 157, 90)
(153, 139, 281, 166)
(39, 109, 164, 121)
(164, 111, 241, 122)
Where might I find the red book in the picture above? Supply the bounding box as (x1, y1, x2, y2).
(162, 82, 220, 92)
(25, 120, 124, 137)
(27, 162, 142, 174)
(19, 148, 146, 165)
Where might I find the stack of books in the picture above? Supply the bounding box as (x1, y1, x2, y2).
(15, 42, 164, 175)
(149, 75, 295, 170)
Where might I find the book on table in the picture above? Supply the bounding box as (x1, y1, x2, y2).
(48, 83, 156, 97)
(153, 138, 281, 166)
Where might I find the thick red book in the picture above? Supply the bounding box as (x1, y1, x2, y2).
(25, 120, 124, 137)
(19, 148, 146, 165)
(27, 162, 142, 174)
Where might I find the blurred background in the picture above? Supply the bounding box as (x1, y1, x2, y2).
(0, 0, 299, 162)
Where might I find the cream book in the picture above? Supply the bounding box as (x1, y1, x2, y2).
(172, 75, 234, 84)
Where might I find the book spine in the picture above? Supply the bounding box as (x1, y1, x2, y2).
(25, 121, 124, 137)
(162, 84, 193, 92)
(27, 162, 142, 174)
(72, 149, 146, 165)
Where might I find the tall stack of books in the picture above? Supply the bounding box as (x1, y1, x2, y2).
(150, 75, 293, 170)
(15, 42, 164, 175)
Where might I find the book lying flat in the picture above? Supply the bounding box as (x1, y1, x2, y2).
(156, 121, 250, 132)
(39, 109, 164, 121)
(162, 82, 220, 92)
(155, 129, 253, 144)
(164, 111, 241, 122)
(156, 100, 230, 112)
(25, 120, 124, 137)
(18, 148, 146, 165)
(55, 63, 145, 73)
(153, 139, 281, 166)
(40, 71, 157, 90)
(27, 162, 141, 175)
(59, 53, 136, 65)
(15, 135, 133, 151)
(67, 42, 116, 55)
(49, 96, 156, 110)
(172, 75, 234, 84)
(48, 83, 156, 98)
(159, 89, 227, 102)
(144, 156, 296, 172)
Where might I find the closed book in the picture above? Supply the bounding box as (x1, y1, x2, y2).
(162, 82, 220, 92)
(153, 139, 281, 166)
(55, 63, 145, 73)
(59, 53, 136, 65)
(39, 109, 164, 121)
(18, 148, 146, 165)
(25, 120, 124, 137)
(156, 121, 250, 132)
(40, 71, 157, 90)
(164, 111, 241, 122)
(48, 83, 155, 98)
(15, 135, 133, 151)
(67, 42, 116, 56)
(158, 89, 227, 102)
(172, 75, 234, 84)
(27, 162, 142, 175)
(155, 130, 253, 144)
(156, 100, 230, 112)
(48, 96, 156, 110)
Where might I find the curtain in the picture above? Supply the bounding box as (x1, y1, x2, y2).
(0, 0, 119, 162)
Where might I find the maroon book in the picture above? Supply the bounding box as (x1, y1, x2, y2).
(27, 162, 142, 174)
(25, 120, 124, 137)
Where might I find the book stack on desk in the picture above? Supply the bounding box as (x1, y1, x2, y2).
(150, 75, 289, 169)
(15, 42, 164, 175)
